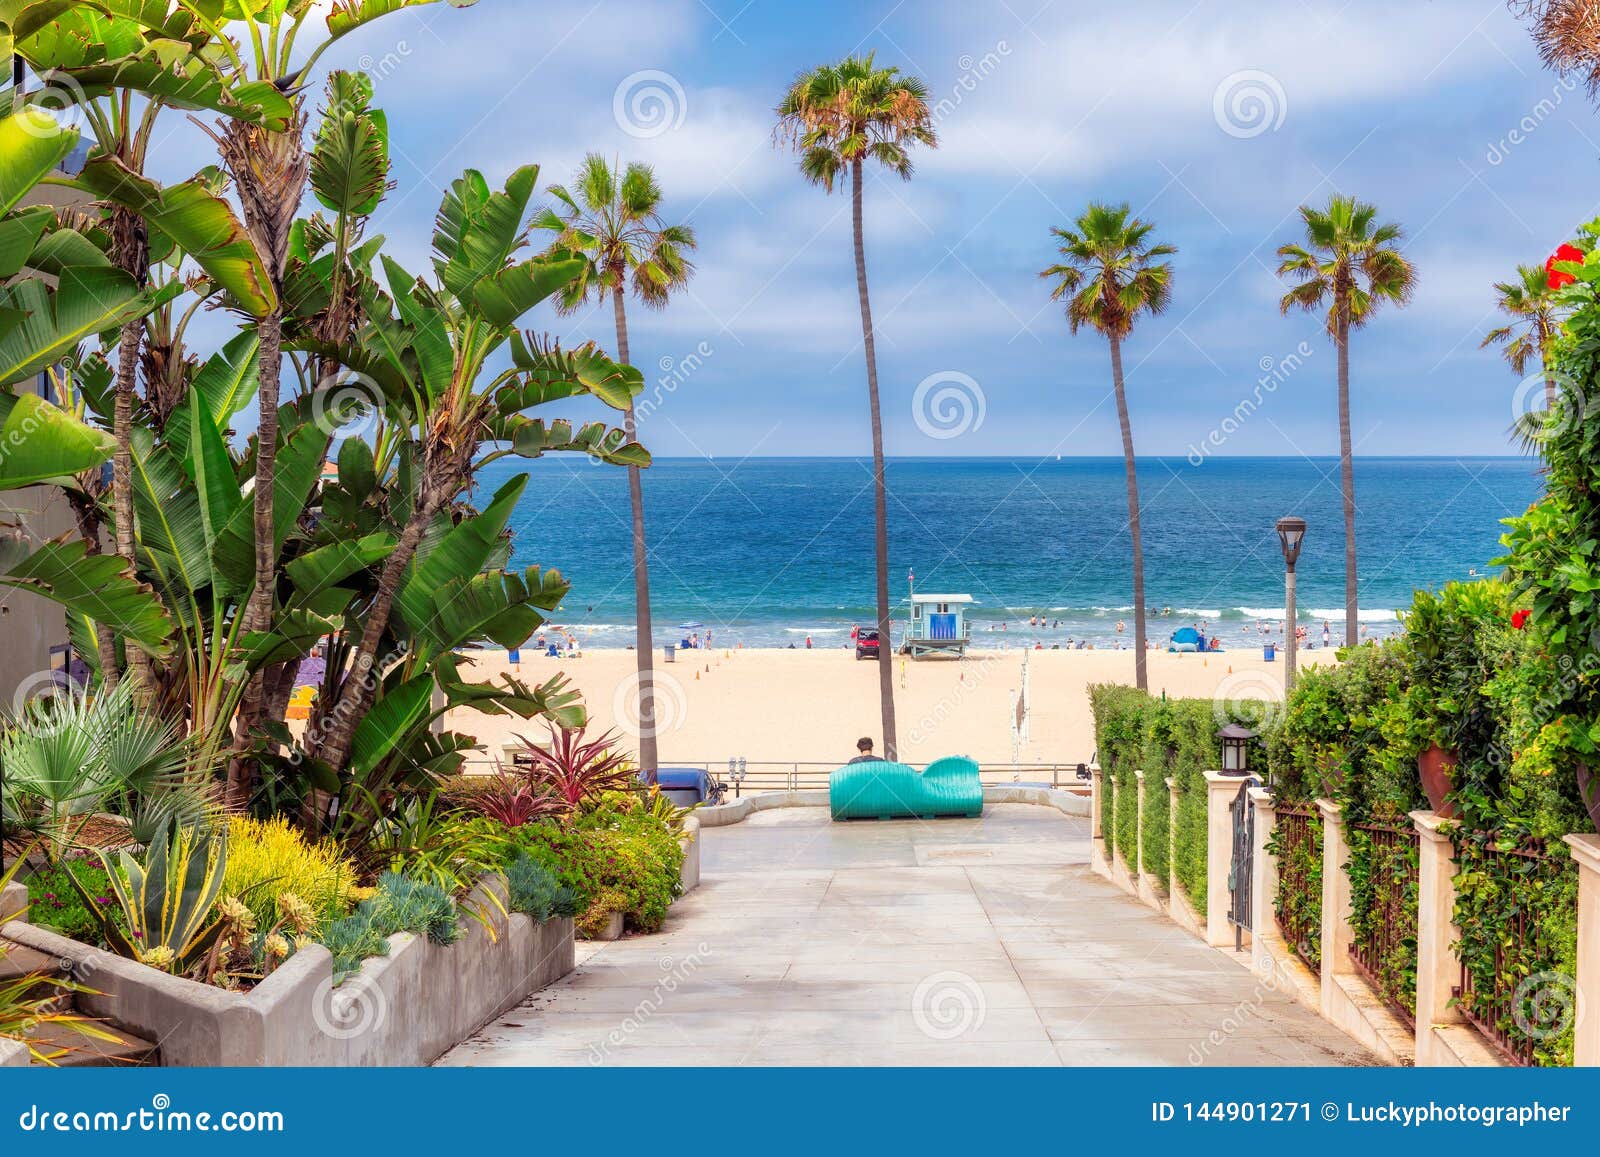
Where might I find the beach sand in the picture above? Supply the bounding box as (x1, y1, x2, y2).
(444, 644, 1337, 776)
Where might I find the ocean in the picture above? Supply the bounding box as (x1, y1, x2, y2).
(479, 456, 1542, 651)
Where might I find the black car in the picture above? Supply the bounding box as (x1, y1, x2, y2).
(855, 628, 881, 659)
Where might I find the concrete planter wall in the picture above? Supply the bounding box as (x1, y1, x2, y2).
(0, 872, 574, 1067)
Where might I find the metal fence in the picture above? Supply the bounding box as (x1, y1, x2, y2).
(1349, 822, 1420, 1028)
(1273, 804, 1323, 975)
(459, 757, 1093, 796)
(1452, 840, 1567, 1067)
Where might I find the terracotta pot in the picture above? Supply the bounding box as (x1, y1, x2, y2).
(1418, 744, 1459, 818)
(1576, 763, 1600, 835)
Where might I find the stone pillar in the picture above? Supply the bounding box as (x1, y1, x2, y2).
(1089, 764, 1104, 840)
(1250, 787, 1282, 979)
(1563, 833, 1600, 1066)
(1134, 768, 1147, 869)
(1317, 798, 1353, 1016)
(1090, 764, 1109, 879)
(1413, 810, 1462, 1065)
(1202, 771, 1241, 947)
(1166, 776, 1179, 900)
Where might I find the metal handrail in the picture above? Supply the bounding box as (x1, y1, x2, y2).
(456, 757, 1093, 794)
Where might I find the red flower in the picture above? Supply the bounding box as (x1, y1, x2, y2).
(1512, 609, 1532, 630)
(1547, 243, 1584, 290)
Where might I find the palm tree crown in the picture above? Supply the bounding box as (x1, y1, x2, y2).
(1482, 263, 1564, 376)
(774, 53, 937, 190)
(536, 154, 696, 312)
(1276, 195, 1416, 330)
(1040, 203, 1176, 338)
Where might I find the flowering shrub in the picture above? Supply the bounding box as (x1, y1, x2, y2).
(510, 813, 684, 936)
(25, 861, 126, 946)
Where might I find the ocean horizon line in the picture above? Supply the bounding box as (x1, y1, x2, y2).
(538, 453, 1534, 463)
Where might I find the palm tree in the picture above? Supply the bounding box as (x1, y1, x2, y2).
(536, 155, 696, 779)
(1277, 194, 1416, 647)
(775, 54, 935, 760)
(1482, 262, 1565, 417)
(1039, 204, 1174, 692)
(1513, 1, 1600, 96)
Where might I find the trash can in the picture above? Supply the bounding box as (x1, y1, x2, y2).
(664, 644, 676, 663)
(507, 647, 520, 664)
(1263, 643, 1276, 662)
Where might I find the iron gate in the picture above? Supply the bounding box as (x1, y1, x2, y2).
(1226, 776, 1259, 952)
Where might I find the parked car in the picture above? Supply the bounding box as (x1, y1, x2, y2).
(855, 628, 881, 660)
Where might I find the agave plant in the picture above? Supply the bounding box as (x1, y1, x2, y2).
(515, 727, 636, 812)
(69, 823, 229, 974)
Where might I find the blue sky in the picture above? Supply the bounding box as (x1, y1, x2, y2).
(158, 0, 1600, 457)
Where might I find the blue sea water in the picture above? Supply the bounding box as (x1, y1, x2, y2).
(477, 456, 1543, 650)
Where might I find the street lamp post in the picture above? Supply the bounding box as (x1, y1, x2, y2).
(1276, 516, 1307, 695)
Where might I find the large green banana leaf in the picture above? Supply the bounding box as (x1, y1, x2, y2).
(431, 164, 540, 302)
(0, 390, 114, 489)
(393, 472, 525, 636)
(348, 673, 433, 778)
(310, 71, 388, 216)
(0, 103, 74, 215)
(410, 565, 568, 660)
(75, 156, 277, 317)
(0, 267, 180, 389)
(0, 538, 171, 650)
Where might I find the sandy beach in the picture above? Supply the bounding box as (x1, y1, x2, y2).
(443, 645, 1337, 776)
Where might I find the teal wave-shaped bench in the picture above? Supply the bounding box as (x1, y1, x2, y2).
(829, 756, 984, 821)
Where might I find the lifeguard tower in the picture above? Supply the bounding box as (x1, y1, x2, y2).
(906, 592, 973, 658)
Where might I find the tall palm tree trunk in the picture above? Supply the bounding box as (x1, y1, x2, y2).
(1108, 334, 1147, 691)
(1335, 309, 1358, 647)
(306, 498, 437, 791)
(108, 206, 151, 699)
(851, 159, 897, 759)
(612, 287, 658, 778)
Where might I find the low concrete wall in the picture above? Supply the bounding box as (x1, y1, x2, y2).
(0, 872, 574, 1067)
(697, 785, 1089, 829)
(678, 815, 701, 895)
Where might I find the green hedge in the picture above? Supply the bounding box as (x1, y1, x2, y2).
(1089, 684, 1146, 872)
(1089, 685, 1243, 915)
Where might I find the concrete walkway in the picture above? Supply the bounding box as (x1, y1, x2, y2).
(438, 805, 1375, 1066)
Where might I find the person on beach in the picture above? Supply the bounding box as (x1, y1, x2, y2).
(1116, 619, 1125, 635)
(1322, 621, 1331, 648)
(805, 634, 813, 649)
(848, 737, 877, 764)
